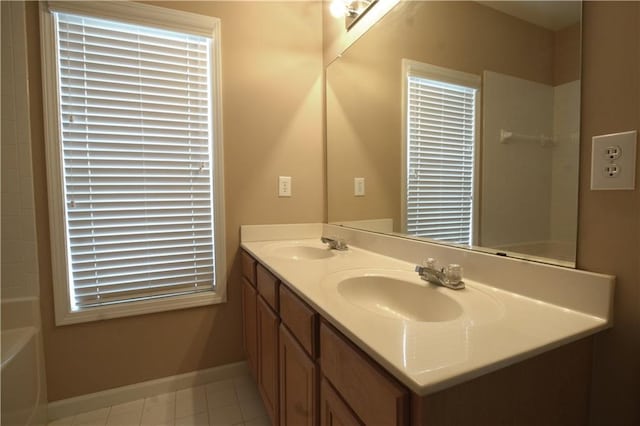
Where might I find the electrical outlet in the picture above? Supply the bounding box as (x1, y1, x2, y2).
(278, 176, 291, 197)
(605, 145, 622, 160)
(604, 164, 620, 177)
(354, 177, 365, 196)
(591, 130, 637, 190)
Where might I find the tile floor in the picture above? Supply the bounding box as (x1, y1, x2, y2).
(48, 374, 269, 426)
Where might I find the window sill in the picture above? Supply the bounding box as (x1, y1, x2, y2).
(55, 291, 226, 326)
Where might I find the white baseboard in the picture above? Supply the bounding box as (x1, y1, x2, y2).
(47, 361, 248, 421)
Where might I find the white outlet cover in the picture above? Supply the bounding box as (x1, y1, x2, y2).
(591, 130, 637, 190)
(278, 176, 292, 197)
(354, 177, 365, 196)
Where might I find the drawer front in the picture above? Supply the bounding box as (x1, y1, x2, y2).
(280, 284, 318, 358)
(241, 250, 257, 285)
(257, 263, 279, 312)
(320, 322, 409, 426)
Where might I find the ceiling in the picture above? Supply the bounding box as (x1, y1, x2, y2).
(477, 1, 581, 31)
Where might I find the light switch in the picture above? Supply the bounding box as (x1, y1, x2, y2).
(590, 130, 636, 190)
(278, 176, 292, 197)
(354, 177, 365, 196)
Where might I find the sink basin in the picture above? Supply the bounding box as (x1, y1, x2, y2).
(337, 275, 464, 322)
(321, 269, 504, 324)
(265, 242, 335, 261)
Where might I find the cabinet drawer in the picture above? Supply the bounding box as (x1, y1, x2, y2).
(241, 250, 257, 285)
(320, 322, 409, 426)
(257, 263, 279, 312)
(280, 284, 318, 358)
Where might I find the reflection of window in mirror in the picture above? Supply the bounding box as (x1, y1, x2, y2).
(402, 60, 481, 246)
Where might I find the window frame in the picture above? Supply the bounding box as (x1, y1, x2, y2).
(401, 59, 481, 246)
(40, 1, 226, 325)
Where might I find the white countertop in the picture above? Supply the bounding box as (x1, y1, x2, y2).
(241, 225, 613, 396)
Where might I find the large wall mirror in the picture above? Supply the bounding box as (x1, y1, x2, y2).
(326, 0, 581, 267)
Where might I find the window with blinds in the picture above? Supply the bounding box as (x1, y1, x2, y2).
(51, 11, 220, 312)
(405, 62, 479, 245)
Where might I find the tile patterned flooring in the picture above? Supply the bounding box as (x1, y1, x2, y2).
(48, 375, 269, 426)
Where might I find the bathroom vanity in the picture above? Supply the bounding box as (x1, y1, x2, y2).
(240, 224, 613, 425)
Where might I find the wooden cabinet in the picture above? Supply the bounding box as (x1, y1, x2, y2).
(320, 322, 409, 426)
(279, 274, 319, 426)
(257, 295, 280, 425)
(242, 251, 281, 425)
(320, 378, 361, 426)
(241, 250, 592, 426)
(242, 278, 258, 380)
(241, 252, 258, 380)
(410, 337, 593, 426)
(279, 324, 317, 426)
(241, 250, 402, 426)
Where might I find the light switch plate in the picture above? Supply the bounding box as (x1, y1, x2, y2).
(354, 177, 365, 196)
(590, 130, 637, 190)
(278, 176, 292, 197)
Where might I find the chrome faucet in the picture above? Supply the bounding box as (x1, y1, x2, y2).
(321, 236, 348, 251)
(415, 258, 465, 290)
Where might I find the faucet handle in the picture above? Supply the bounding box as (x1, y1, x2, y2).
(445, 264, 463, 285)
(321, 236, 348, 250)
(334, 238, 348, 250)
(423, 258, 437, 269)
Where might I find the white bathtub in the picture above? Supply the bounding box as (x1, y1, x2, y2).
(1, 298, 47, 426)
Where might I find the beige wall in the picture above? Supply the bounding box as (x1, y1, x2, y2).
(27, 1, 324, 400)
(554, 22, 581, 85)
(579, 2, 640, 424)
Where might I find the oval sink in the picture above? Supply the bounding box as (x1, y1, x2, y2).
(264, 242, 336, 261)
(273, 246, 334, 260)
(337, 275, 464, 322)
(321, 269, 504, 325)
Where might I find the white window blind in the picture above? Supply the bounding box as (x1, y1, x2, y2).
(54, 12, 217, 309)
(406, 73, 477, 245)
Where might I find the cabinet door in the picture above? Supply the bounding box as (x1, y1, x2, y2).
(320, 378, 362, 426)
(279, 324, 317, 426)
(242, 278, 258, 380)
(257, 295, 280, 425)
(320, 322, 408, 425)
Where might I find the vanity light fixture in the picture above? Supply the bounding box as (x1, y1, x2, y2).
(330, 0, 378, 29)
